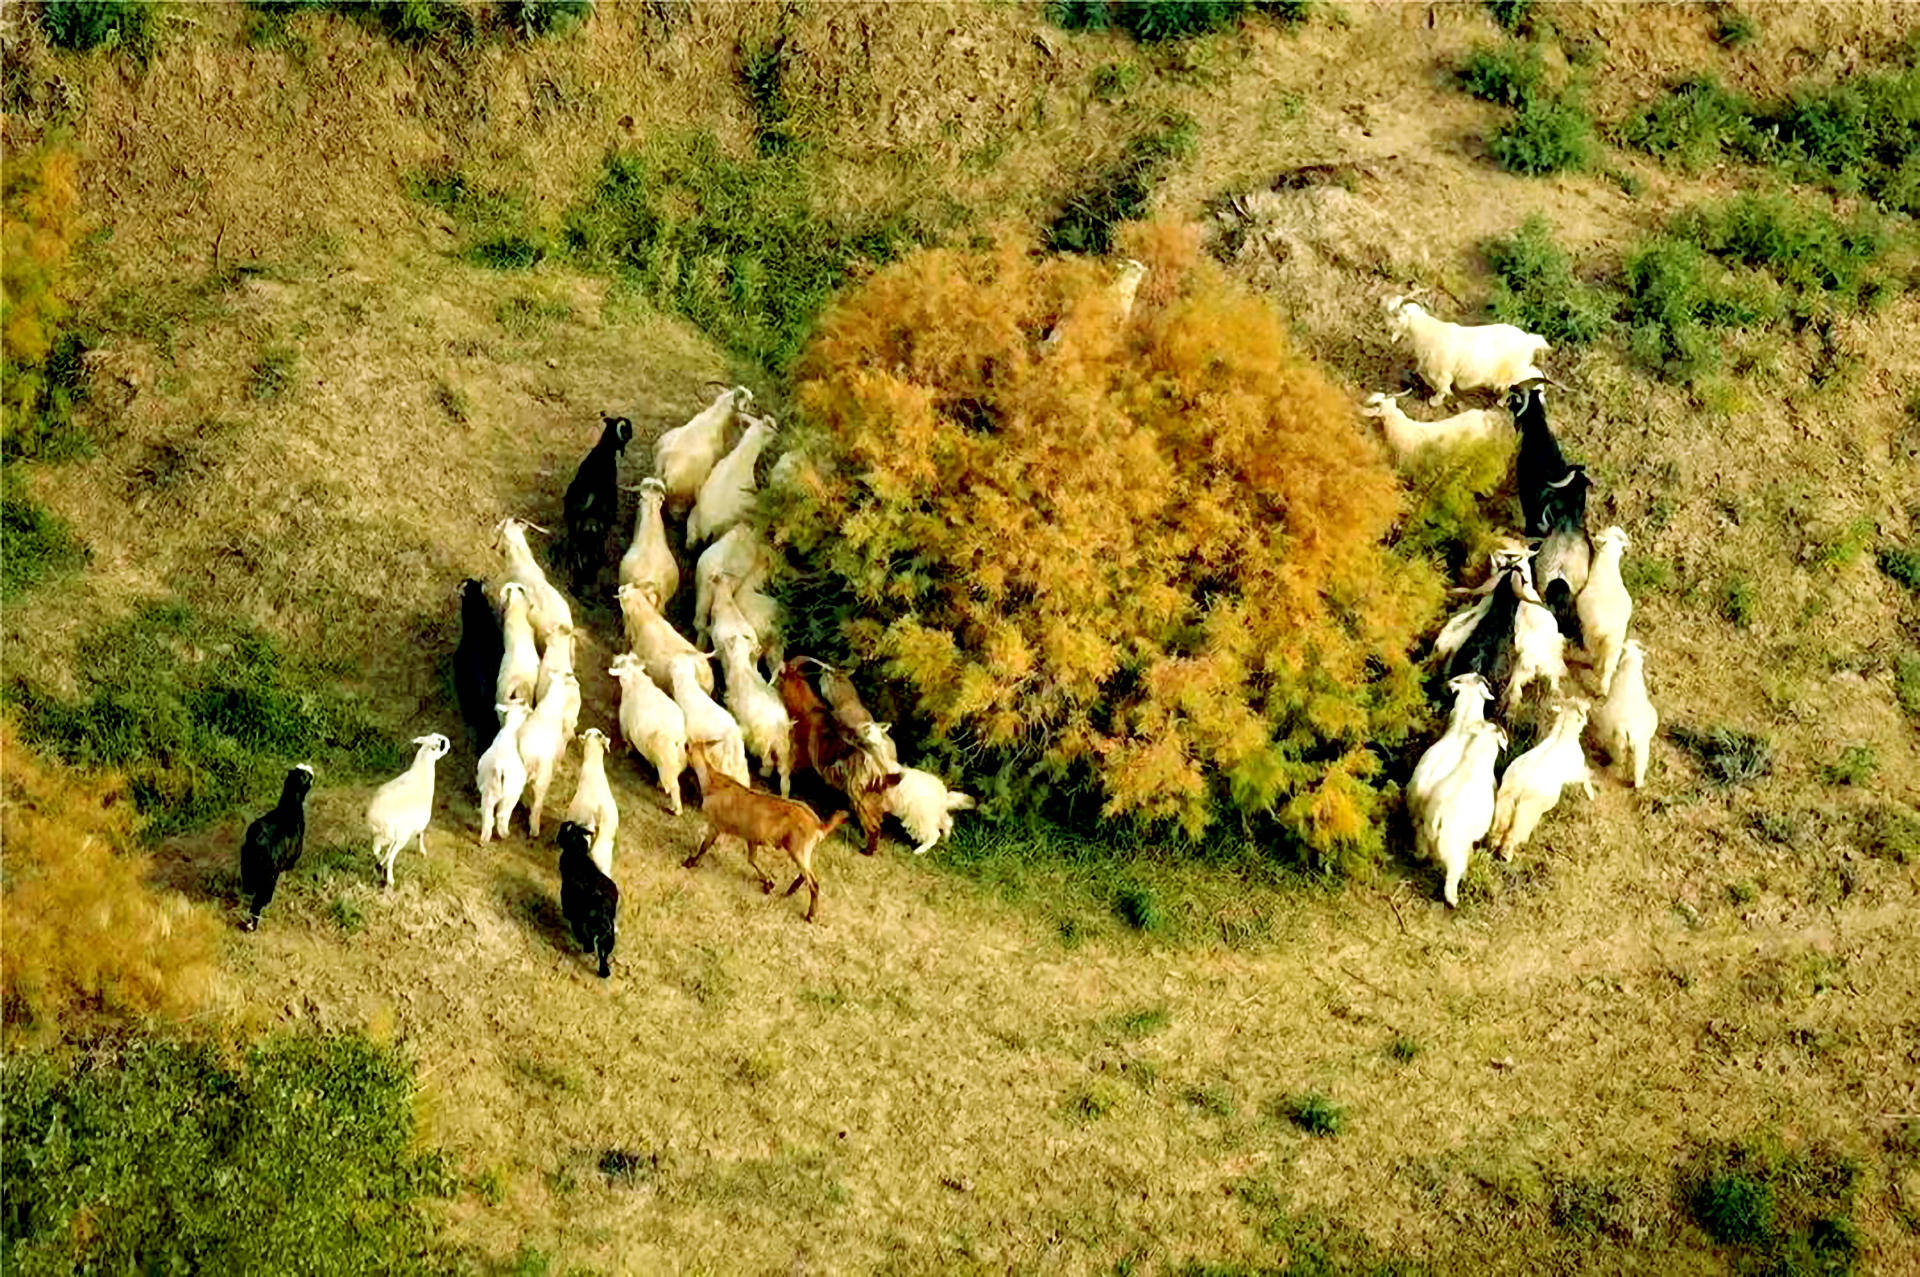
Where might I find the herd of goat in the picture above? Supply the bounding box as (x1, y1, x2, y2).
(234, 282, 1659, 976)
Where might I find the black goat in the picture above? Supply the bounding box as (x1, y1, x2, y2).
(1533, 465, 1592, 642)
(1507, 381, 1570, 537)
(239, 764, 313, 931)
(454, 578, 505, 753)
(557, 821, 618, 978)
(1445, 563, 1528, 689)
(562, 414, 633, 594)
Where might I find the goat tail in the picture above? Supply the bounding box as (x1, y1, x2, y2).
(947, 792, 976, 811)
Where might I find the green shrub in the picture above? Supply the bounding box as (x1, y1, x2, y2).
(500, 0, 593, 38)
(1879, 540, 1920, 591)
(1484, 0, 1532, 35)
(563, 132, 937, 371)
(5, 599, 402, 837)
(1388, 434, 1515, 581)
(773, 223, 1441, 865)
(1616, 77, 1755, 171)
(1670, 724, 1773, 786)
(1456, 41, 1547, 109)
(402, 163, 548, 270)
(1621, 238, 1774, 378)
(464, 232, 547, 270)
(1092, 61, 1142, 102)
(40, 0, 155, 56)
(1483, 214, 1611, 346)
(1046, 0, 1115, 33)
(1755, 66, 1920, 216)
(1046, 112, 1197, 255)
(2, 1035, 454, 1273)
(345, 0, 483, 46)
(1673, 194, 1889, 312)
(0, 472, 87, 601)
(1822, 744, 1878, 787)
(1251, 1, 1310, 29)
(1489, 94, 1598, 175)
(1714, 9, 1757, 48)
(1275, 1091, 1345, 1136)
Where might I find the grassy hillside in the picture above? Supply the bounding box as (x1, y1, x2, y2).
(4, 2, 1918, 1272)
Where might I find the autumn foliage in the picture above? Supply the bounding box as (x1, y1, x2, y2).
(771, 223, 1444, 867)
(1, 723, 221, 1045)
(2, 140, 86, 457)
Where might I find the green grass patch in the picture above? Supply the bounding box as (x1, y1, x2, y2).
(1622, 238, 1777, 378)
(739, 33, 800, 155)
(1046, 111, 1197, 255)
(1856, 804, 1919, 863)
(1048, 1, 1293, 43)
(0, 470, 87, 602)
(1878, 540, 1920, 592)
(563, 131, 943, 371)
(494, 294, 571, 337)
(39, 0, 155, 58)
(3, 329, 95, 462)
(1669, 724, 1773, 786)
(1484, 0, 1533, 34)
(1672, 194, 1892, 314)
(248, 344, 299, 401)
(1385, 1035, 1420, 1064)
(4, 598, 402, 838)
(403, 162, 549, 268)
(1896, 652, 1920, 721)
(2, 1033, 454, 1274)
(1684, 1137, 1861, 1272)
(1272, 1091, 1345, 1136)
(1489, 93, 1598, 176)
(1621, 556, 1677, 596)
(1718, 571, 1757, 626)
(1483, 214, 1612, 346)
(1822, 744, 1878, 787)
(1456, 41, 1547, 109)
(1714, 9, 1757, 49)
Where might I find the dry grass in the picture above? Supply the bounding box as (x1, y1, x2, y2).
(5, 1, 1920, 1271)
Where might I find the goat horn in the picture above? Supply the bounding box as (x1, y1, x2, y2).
(520, 521, 552, 536)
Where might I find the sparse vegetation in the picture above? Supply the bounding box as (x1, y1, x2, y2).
(1684, 1137, 1862, 1273)
(1670, 723, 1773, 786)
(5, 599, 402, 837)
(1484, 0, 1532, 36)
(0, 471, 87, 601)
(1385, 1036, 1420, 1064)
(1, 1034, 455, 1272)
(248, 343, 299, 400)
(1856, 804, 1919, 863)
(1896, 651, 1920, 720)
(1048, 1, 1273, 43)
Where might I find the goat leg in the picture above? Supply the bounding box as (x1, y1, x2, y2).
(683, 829, 718, 870)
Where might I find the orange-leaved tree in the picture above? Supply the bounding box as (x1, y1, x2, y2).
(768, 222, 1445, 870)
(1, 723, 221, 1045)
(2, 139, 86, 457)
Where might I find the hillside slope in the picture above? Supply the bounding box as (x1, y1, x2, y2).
(4, 2, 1918, 1272)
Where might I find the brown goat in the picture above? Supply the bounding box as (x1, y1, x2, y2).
(684, 740, 848, 921)
(775, 657, 848, 777)
(820, 749, 902, 856)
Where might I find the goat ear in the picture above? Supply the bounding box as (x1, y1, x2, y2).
(880, 773, 905, 791)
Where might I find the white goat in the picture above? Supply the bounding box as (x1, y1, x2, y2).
(610, 651, 690, 815)
(665, 653, 750, 787)
(1577, 526, 1633, 697)
(1383, 295, 1549, 406)
(687, 413, 777, 548)
(616, 583, 713, 695)
(1503, 593, 1568, 715)
(716, 633, 795, 797)
(565, 727, 620, 874)
(535, 624, 582, 746)
(693, 523, 768, 643)
(881, 765, 976, 855)
(618, 476, 678, 609)
(1416, 720, 1505, 908)
(710, 572, 784, 679)
(1590, 638, 1656, 788)
(656, 385, 752, 515)
(496, 581, 540, 713)
(366, 733, 451, 888)
(1491, 701, 1595, 860)
(1407, 673, 1493, 818)
(495, 518, 572, 647)
(476, 700, 531, 843)
(516, 670, 577, 837)
(1359, 391, 1510, 461)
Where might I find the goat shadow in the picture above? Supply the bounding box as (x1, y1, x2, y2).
(493, 868, 595, 971)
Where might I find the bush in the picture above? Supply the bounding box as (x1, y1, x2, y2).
(0, 724, 220, 1044)
(1755, 66, 1920, 216)
(39, 0, 155, 55)
(1483, 214, 1611, 346)
(1484, 0, 1532, 34)
(2, 143, 90, 460)
(1456, 41, 1547, 109)
(1048, 1, 1262, 42)
(1046, 112, 1197, 256)
(1387, 434, 1515, 581)
(1718, 569, 1757, 625)
(1616, 77, 1755, 171)
(1683, 1138, 1861, 1271)
(1670, 724, 1773, 786)
(2, 1035, 454, 1272)
(771, 223, 1440, 865)
(1621, 238, 1775, 378)
(739, 33, 799, 155)
(1673, 194, 1890, 312)
(563, 132, 938, 371)
(5, 599, 402, 837)
(0, 471, 87, 601)
(1489, 94, 1598, 175)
